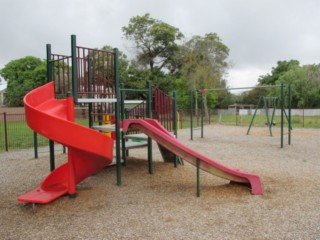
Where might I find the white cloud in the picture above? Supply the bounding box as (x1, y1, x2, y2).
(0, 0, 319, 87)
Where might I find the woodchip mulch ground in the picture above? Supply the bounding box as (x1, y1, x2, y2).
(1, 125, 319, 240)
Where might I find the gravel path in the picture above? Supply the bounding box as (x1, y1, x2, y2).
(1, 125, 319, 240)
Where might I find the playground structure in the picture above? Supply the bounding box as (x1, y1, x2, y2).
(18, 35, 263, 204)
(247, 95, 292, 137)
(190, 85, 292, 148)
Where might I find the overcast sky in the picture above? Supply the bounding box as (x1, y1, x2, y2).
(1, 0, 319, 89)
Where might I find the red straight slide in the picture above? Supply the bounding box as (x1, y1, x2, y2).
(122, 118, 263, 195)
(18, 82, 113, 204)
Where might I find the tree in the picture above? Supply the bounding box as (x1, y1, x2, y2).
(122, 13, 184, 73)
(276, 64, 320, 108)
(177, 33, 230, 117)
(255, 60, 320, 108)
(0, 56, 46, 106)
(258, 60, 300, 85)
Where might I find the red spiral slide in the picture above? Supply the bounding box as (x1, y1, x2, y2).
(18, 82, 113, 204)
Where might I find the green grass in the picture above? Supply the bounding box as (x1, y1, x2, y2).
(178, 114, 320, 129)
(1, 114, 319, 152)
(0, 118, 90, 152)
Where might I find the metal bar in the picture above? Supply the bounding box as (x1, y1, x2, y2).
(120, 88, 148, 92)
(88, 57, 93, 128)
(288, 84, 292, 145)
(46, 44, 52, 83)
(47, 44, 55, 169)
(173, 91, 178, 168)
(4, 112, 8, 151)
(114, 48, 122, 186)
(120, 83, 127, 166)
(71, 35, 78, 102)
(190, 90, 193, 140)
(147, 80, 153, 174)
(270, 99, 277, 135)
(204, 84, 285, 92)
(280, 83, 284, 148)
(264, 97, 272, 136)
(33, 132, 38, 159)
(67, 57, 70, 98)
(49, 56, 71, 62)
(49, 140, 55, 171)
(76, 45, 114, 54)
(196, 159, 200, 197)
(247, 96, 262, 135)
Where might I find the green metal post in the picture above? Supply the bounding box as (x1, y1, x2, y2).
(173, 91, 178, 139)
(288, 84, 292, 145)
(120, 84, 125, 119)
(33, 132, 38, 159)
(173, 91, 178, 168)
(120, 83, 126, 166)
(247, 96, 262, 135)
(71, 35, 78, 103)
(46, 44, 52, 83)
(47, 44, 55, 171)
(49, 140, 55, 171)
(190, 89, 193, 141)
(114, 48, 122, 186)
(147, 80, 153, 174)
(88, 57, 93, 128)
(264, 97, 272, 136)
(3, 112, 8, 152)
(196, 159, 200, 197)
(280, 83, 284, 148)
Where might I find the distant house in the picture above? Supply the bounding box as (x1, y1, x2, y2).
(0, 79, 7, 107)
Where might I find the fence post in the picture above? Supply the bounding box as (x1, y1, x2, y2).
(3, 112, 8, 151)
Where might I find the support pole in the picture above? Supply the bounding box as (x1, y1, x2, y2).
(47, 44, 55, 171)
(49, 140, 55, 171)
(173, 91, 178, 168)
(88, 57, 93, 128)
(147, 80, 153, 174)
(196, 159, 200, 197)
(33, 132, 38, 159)
(114, 48, 122, 186)
(120, 83, 127, 166)
(288, 84, 292, 145)
(247, 96, 262, 135)
(46, 44, 52, 84)
(280, 83, 284, 148)
(3, 112, 8, 152)
(71, 35, 78, 103)
(66, 92, 76, 198)
(264, 97, 272, 136)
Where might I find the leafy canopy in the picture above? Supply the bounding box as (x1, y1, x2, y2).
(122, 13, 184, 72)
(0, 56, 46, 106)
